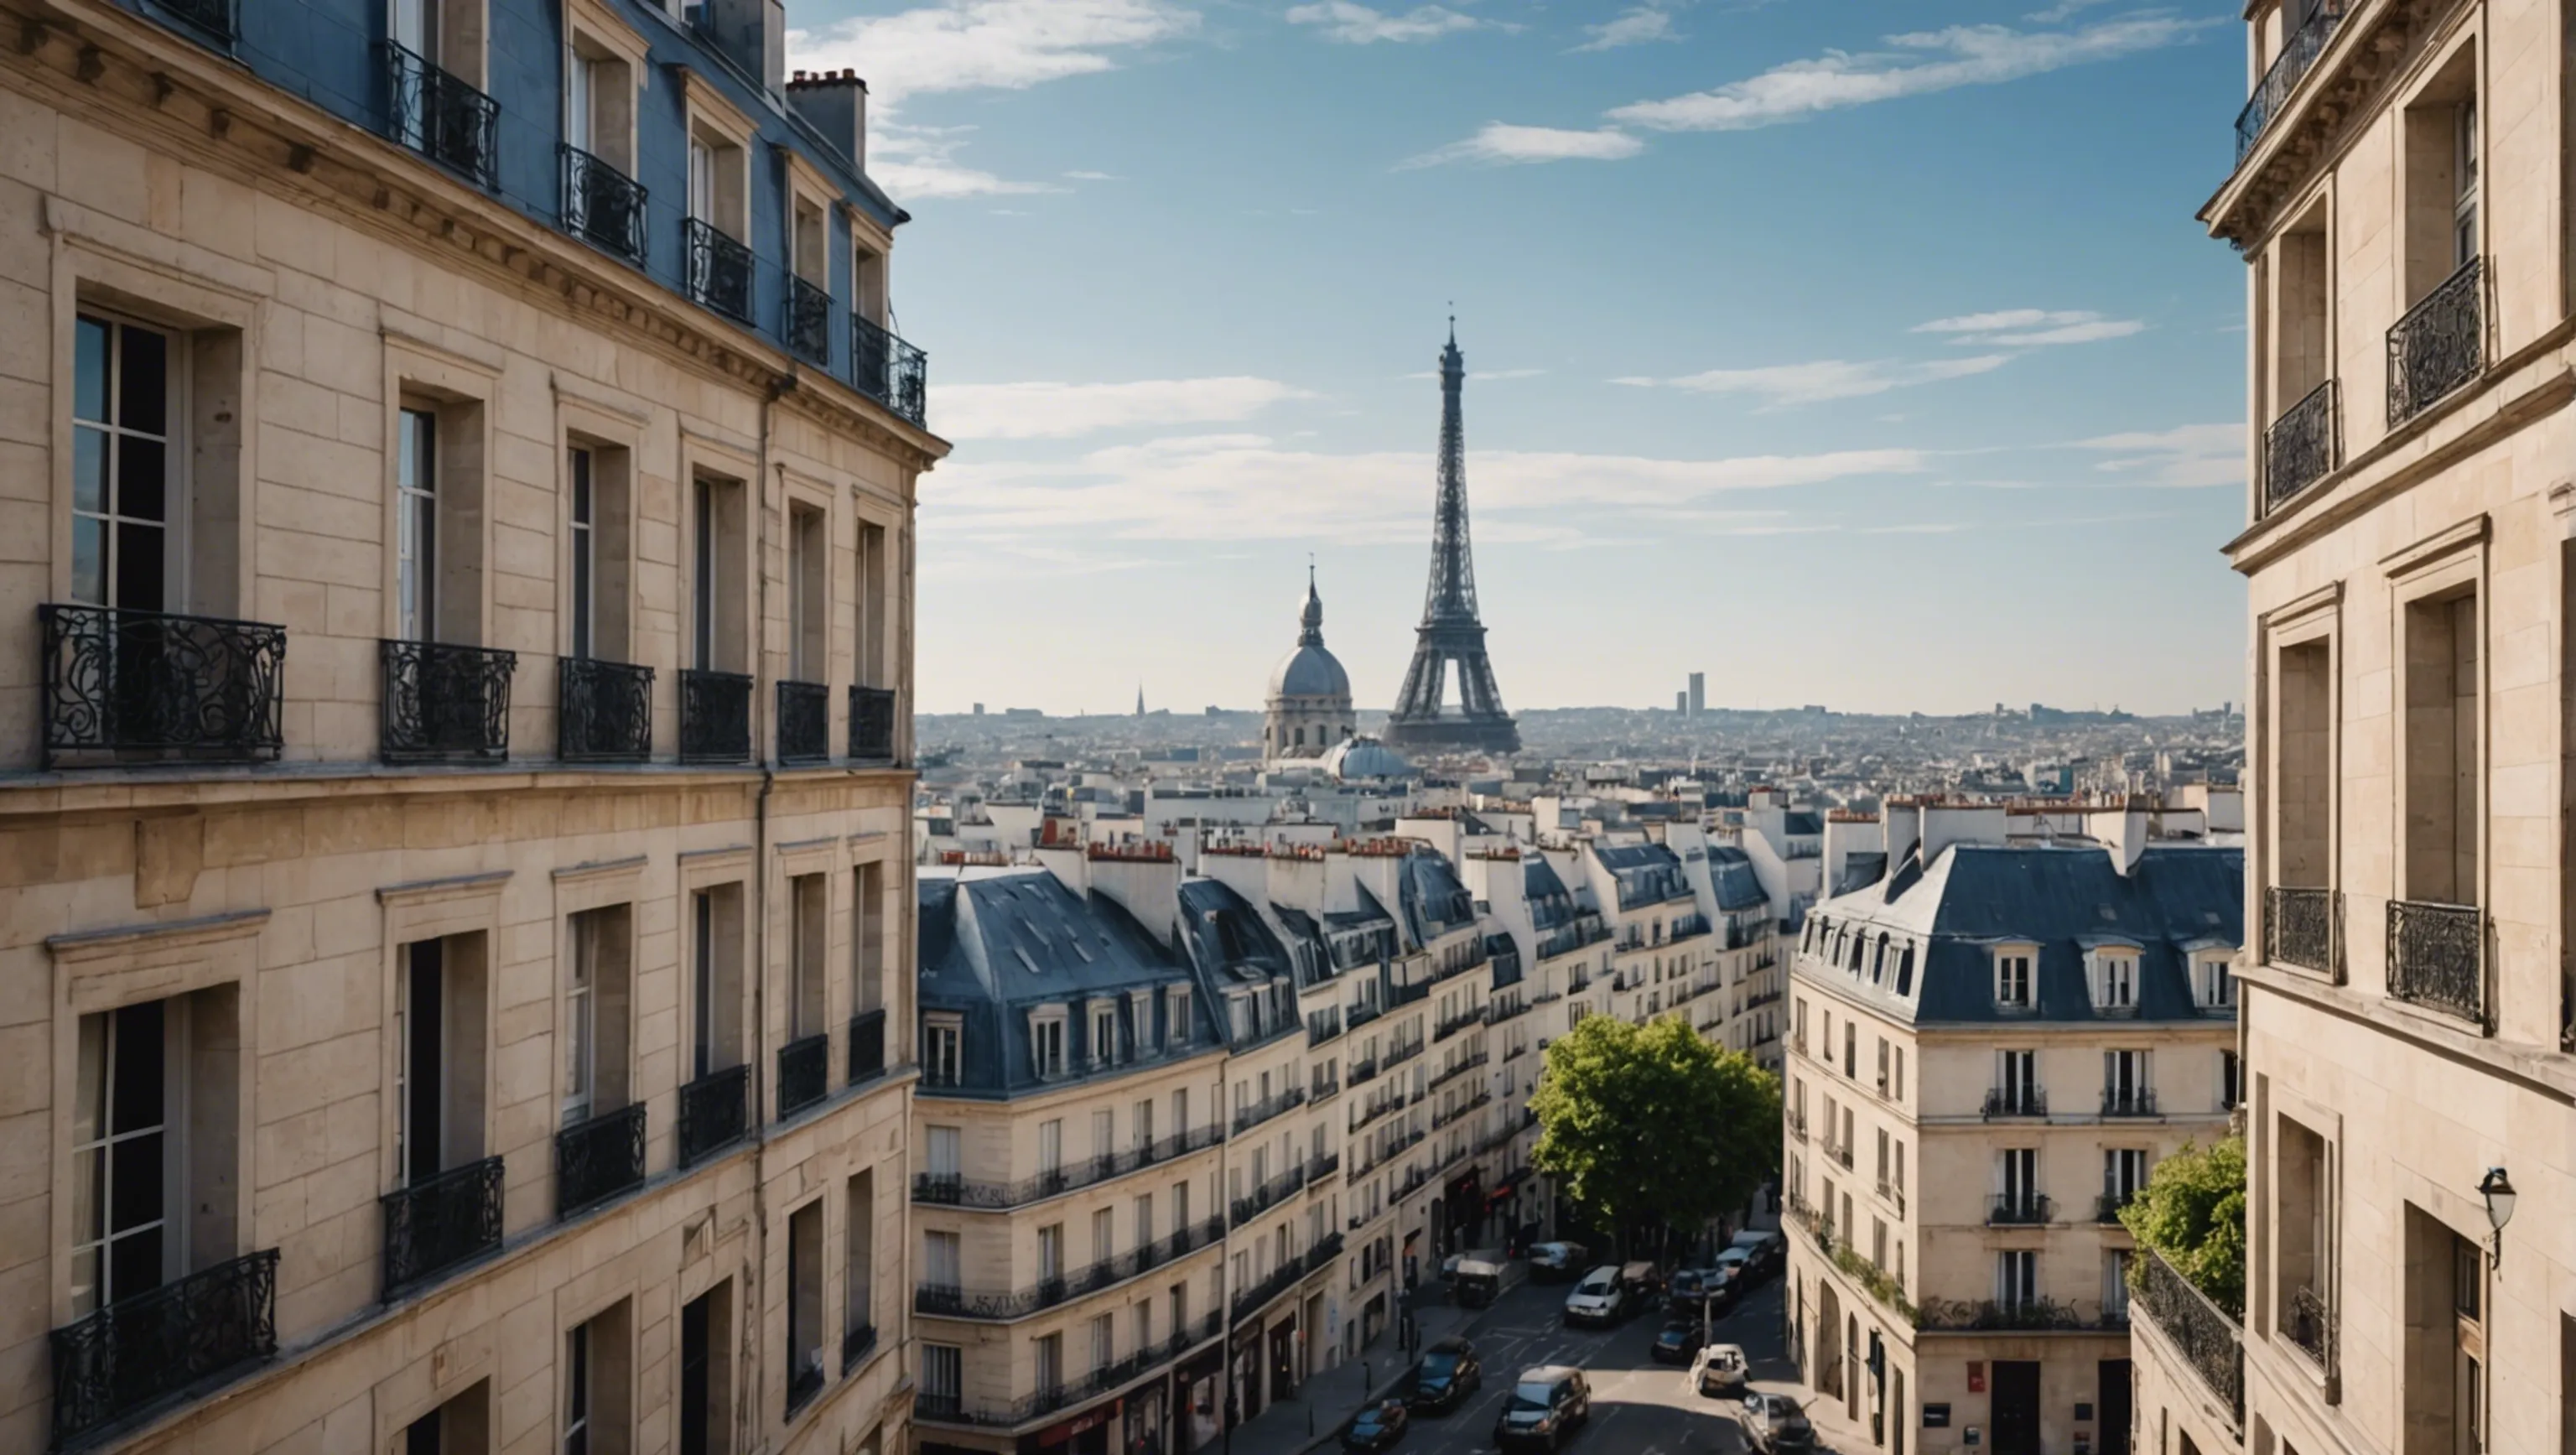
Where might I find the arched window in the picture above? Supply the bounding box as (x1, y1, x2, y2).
(1872, 933, 1891, 984)
(1895, 943, 1916, 996)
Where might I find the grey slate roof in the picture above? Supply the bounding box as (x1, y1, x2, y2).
(1832, 852, 1888, 898)
(1593, 841, 1692, 911)
(1706, 845, 1769, 913)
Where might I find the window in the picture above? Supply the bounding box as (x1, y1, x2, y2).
(688, 886, 744, 1079)
(1038, 1120, 1062, 1177)
(924, 1016, 960, 1088)
(2196, 954, 2236, 1009)
(2090, 951, 2138, 1013)
(70, 314, 179, 614)
(2402, 585, 2480, 908)
(789, 874, 826, 1041)
(787, 502, 826, 687)
(1092, 1003, 1117, 1068)
(787, 1199, 823, 1411)
(567, 446, 596, 660)
(1997, 1147, 2039, 1219)
(70, 1000, 173, 1314)
(1035, 1331, 1064, 1395)
(1994, 949, 2034, 1009)
(564, 1302, 633, 1455)
(680, 1284, 732, 1455)
(1997, 1250, 2039, 1308)
(2453, 97, 2479, 266)
(564, 905, 634, 1125)
(397, 935, 491, 1185)
(1089, 1313, 1114, 1375)
(1994, 1049, 2039, 1115)
(921, 1343, 962, 1404)
(397, 406, 438, 641)
(2221, 1050, 2242, 1110)
(1031, 1014, 1067, 1080)
(2104, 1251, 2132, 1323)
(2105, 1149, 2151, 1211)
(922, 1228, 961, 1293)
(2105, 1050, 2152, 1114)
(845, 1170, 875, 1354)
(688, 475, 747, 672)
(1166, 987, 1192, 1048)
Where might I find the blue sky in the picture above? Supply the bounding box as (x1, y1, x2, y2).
(787, 0, 2252, 718)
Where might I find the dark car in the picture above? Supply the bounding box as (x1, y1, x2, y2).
(1651, 1319, 1702, 1365)
(1712, 1245, 1760, 1290)
(1409, 1338, 1483, 1413)
(1742, 1392, 1816, 1455)
(1530, 1241, 1591, 1282)
(1344, 1399, 1410, 1452)
(1495, 1367, 1591, 1452)
(1729, 1229, 1787, 1281)
(1669, 1266, 1742, 1318)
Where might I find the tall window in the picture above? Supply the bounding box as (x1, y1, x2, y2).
(397, 406, 438, 641)
(2196, 954, 2236, 1009)
(924, 1020, 960, 1087)
(1036, 1224, 1063, 1283)
(70, 1000, 169, 1314)
(1997, 1147, 2039, 1219)
(2105, 1149, 2151, 1208)
(1035, 1332, 1063, 1395)
(787, 1199, 823, 1407)
(2105, 1050, 2151, 1111)
(845, 1170, 875, 1348)
(1997, 1250, 2038, 1308)
(568, 446, 595, 660)
(1092, 1004, 1116, 1068)
(1031, 1016, 1067, 1079)
(2453, 99, 2479, 267)
(922, 1229, 960, 1289)
(70, 314, 175, 612)
(564, 1319, 592, 1455)
(1994, 950, 2033, 1009)
(564, 911, 598, 1125)
(2091, 953, 2138, 1012)
(691, 479, 715, 668)
(921, 1343, 961, 1406)
(1995, 1049, 2038, 1113)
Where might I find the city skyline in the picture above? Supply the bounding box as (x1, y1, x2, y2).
(792, 0, 2253, 716)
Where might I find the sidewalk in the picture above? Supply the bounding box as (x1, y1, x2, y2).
(1223, 1283, 1493, 1455)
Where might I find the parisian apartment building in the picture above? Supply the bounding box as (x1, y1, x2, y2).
(1782, 798, 2242, 1455)
(0, 0, 941, 1448)
(2122, 4, 2576, 1455)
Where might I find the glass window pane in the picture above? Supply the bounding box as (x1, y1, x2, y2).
(106, 1224, 161, 1305)
(117, 325, 167, 435)
(70, 517, 106, 607)
(74, 316, 110, 424)
(108, 1132, 163, 1233)
(72, 1014, 106, 1144)
(70, 1145, 103, 1250)
(110, 1000, 164, 1134)
(73, 426, 107, 515)
(117, 436, 166, 522)
(113, 522, 166, 612)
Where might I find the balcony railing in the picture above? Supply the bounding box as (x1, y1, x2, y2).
(1915, 1296, 2115, 1333)
(1384, 1037, 1425, 1068)
(916, 1312, 1225, 1429)
(2266, 886, 2341, 980)
(380, 639, 516, 761)
(1347, 1054, 1379, 1086)
(2133, 1250, 2243, 1425)
(1231, 1258, 1307, 1321)
(842, 1321, 879, 1375)
(776, 679, 828, 763)
(1307, 1008, 1344, 1047)
(2388, 899, 2485, 1026)
(1981, 1086, 2046, 1118)
(786, 276, 834, 366)
(153, 0, 236, 42)
(852, 312, 929, 428)
(1231, 1166, 1308, 1226)
(684, 217, 754, 323)
(2262, 378, 2339, 512)
(917, 1218, 1224, 1320)
(555, 1102, 647, 1219)
(558, 657, 652, 761)
(910, 1125, 1225, 1208)
(2101, 1088, 2159, 1118)
(1987, 1194, 2052, 1226)
(2235, 0, 2345, 161)
(381, 1155, 505, 1297)
(1786, 1109, 1808, 1141)
(39, 604, 287, 766)
(678, 668, 752, 762)
(2387, 257, 2484, 426)
(849, 684, 897, 760)
(384, 41, 498, 188)
(2285, 1283, 2334, 1369)
(849, 1007, 888, 1085)
(562, 145, 647, 265)
(2096, 1191, 2138, 1224)
(1485, 998, 1528, 1026)
(777, 1031, 830, 1119)
(1233, 1087, 1306, 1135)
(49, 1248, 278, 1449)
(1433, 1011, 1478, 1042)
(678, 1063, 750, 1165)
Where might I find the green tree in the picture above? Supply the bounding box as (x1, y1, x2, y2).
(1530, 1014, 1782, 1259)
(2117, 1135, 2246, 1317)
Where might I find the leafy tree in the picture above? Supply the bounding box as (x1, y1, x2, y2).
(1530, 1014, 1782, 1260)
(2118, 1135, 2246, 1316)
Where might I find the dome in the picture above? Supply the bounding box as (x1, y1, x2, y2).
(1322, 735, 1411, 782)
(1267, 571, 1352, 704)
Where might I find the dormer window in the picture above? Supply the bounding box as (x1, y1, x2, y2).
(924, 1014, 962, 1088)
(1090, 1002, 1117, 1068)
(1029, 1011, 1067, 1080)
(2089, 950, 2139, 1015)
(1994, 948, 2036, 1011)
(1166, 985, 1192, 1048)
(2194, 953, 2236, 1010)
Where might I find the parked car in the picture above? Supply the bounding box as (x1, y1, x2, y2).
(1617, 1260, 1664, 1303)
(1711, 1246, 1758, 1290)
(1530, 1241, 1590, 1282)
(1494, 1366, 1591, 1452)
(1561, 1265, 1628, 1327)
(1453, 1258, 1504, 1309)
(1742, 1392, 1816, 1455)
(1651, 1319, 1701, 1365)
(1669, 1265, 1742, 1318)
(1690, 1343, 1750, 1398)
(1409, 1338, 1483, 1413)
(1343, 1399, 1410, 1452)
(1729, 1229, 1787, 1281)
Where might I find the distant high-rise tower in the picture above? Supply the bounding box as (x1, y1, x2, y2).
(1689, 672, 1706, 718)
(1385, 322, 1520, 755)
(1135, 683, 1145, 717)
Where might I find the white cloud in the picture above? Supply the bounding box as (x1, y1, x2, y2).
(788, 0, 1195, 105)
(1573, 6, 1678, 52)
(1616, 356, 2010, 407)
(866, 123, 1064, 199)
(1603, 15, 2211, 132)
(931, 377, 1314, 440)
(1914, 308, 2144, 347)
(1915, 308, 2090, 334)
(1403, 122, 1644, 167)
(2023, 0, 2111, 21)
(1285, 1, 1491, 43)
(2071, 422, 2243, 488)
(1063, 169, 1119, 180)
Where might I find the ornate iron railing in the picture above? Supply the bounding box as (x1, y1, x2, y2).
(1484, 997, 1528, 1026)
(915, 1312, 1224, 1428)
(683, 216, 754, 323)
(2101, 1088, 2160, 1118)
(1231, 1257, 1307, 1321)
(1347, 1054, 1379, 1086)
(1231, 1166, 1308, 1227)
(1981, 1086, 2046, 1118)
(2235, 0, 2345, 160)
(2263, 378, 2339, 512)
(558, 657, 652, 761)
(678, 1063, 750, 1165)
(776, 679, 828, 763)
(777, 1031, 830, 1119)
(851, 312, 928, 427)
(39, 604, 287, 766)
(561, 145, 647, 265)
(2387, 257, 2484, 425)
(2387, 899, 2485, 1026)
(382, 41, 498, 189)
(1987, 1194, 2053, 1226)
(1432, 1011, 1477, 1042)
(2132, 1250, 2244, 1425)
(2096, 1191, 2139, 1224)
(2266, 886, 2341, 979)
(842, 1321, 879, 1375)
(848, 1007, 888, 1085)
(848, 684, 897, 761)
(381, 1155, 505, 1297)
(678, 668, 752, 762)
(1428, 1052, 1488, 1090)
(910, 1126, 1224, 1208)
(1232, 1086, 1306, 1134)
(1916, 1296, 2111, 1332)
(555, 1102, 647, 1219)
(151, 0, 236, 41)
(2285, 1283, 2334, 1369)
(380, 639, 516, 761)
(786, 277, 833, 366)
(49, 1248, 278, 1448)
(916, 1218, 1224, 1321)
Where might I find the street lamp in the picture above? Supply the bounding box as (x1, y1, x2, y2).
(2479, 1167, 2517, 1267)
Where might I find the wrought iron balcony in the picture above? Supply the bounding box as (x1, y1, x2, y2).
(1427, 1052, 1488, 1090)
(1231, 1165, 1308, 1226)
(1347, 1054, 1379, 1086)
(842, 1321, 878, 1374)
(2133, 1251, 2243, 1424)
(849, 1007, 888, 1085)
(849, 684, 897, 761)
(851, 312, 928, 428)
(1981, 1086, 2047, 1119)
(152, 0, 236, 42)
(382, 41, 498, 189)
(1384, 1035, 1426, 1067)
(776, 679, 828, 763)
(910, 1126, 1225, 1208)
(382, 1156, 505, 1297)
(2266, 886, 2341, 979)
(1307, 1007, 1344, 1047)
(1230, 1258, 1308, 1322)
(683, 216, 753, 323)
(2285, 1283, 2334, 1368)
(49, 1247, 278, 1449)
(555, 1102, 647, 1219)
(786, 277, 833, 366)
(1232, 1086, 1306, 1135)
(2262, 378, 2339, 513)
(39, 604, 287, 766)
(2235, 0, 2345, 161)
(678, 1063, 750, 1165)
(2387, 257, 2484, 426)
(1433, 1011, 1478, 1042)
(2097, 1191, 2138, 1224)
(2387, 898, 2485, 1026)
(1987, 1193, 2052, 1226)
(381, 639, 516, 761)
(916, 1312, 1223, 1428)
(678, 668, 752, 762)
(916, 1218, 1224, 1321)
(561, 145, 647, 266)
(1915, 1296, 2112, 1333)
(558, 657, 652, 761)
(2101, 1088, 2159, 1118)
(777, 1031, 830, 1119)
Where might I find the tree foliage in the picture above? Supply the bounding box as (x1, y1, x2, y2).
(1530, 1015, 1782, 1256)
(2117, 1135, 2246, 1317)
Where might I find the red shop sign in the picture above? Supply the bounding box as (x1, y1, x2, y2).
(1967, 1362, 1986, 1394)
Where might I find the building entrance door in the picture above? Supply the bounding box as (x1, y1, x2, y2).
(2099, 1359, 2132, 1455)
(1990, 1361, 2042, 1455)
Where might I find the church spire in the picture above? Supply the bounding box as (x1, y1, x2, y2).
(1297, 565, 1326, 648)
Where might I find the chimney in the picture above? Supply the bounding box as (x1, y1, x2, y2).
(787, 68, 868, 169)
(708, 0, 787, 97)
(2088, 798, 2154, 876)
(1881, 798, 1923, 871)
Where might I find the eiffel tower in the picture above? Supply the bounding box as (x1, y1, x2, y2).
(1384, 323, 1520, 755)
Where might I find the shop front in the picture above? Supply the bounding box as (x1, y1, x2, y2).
(1026, 1398, 1118, 1455)
(1175, 1347, 1226, 1455)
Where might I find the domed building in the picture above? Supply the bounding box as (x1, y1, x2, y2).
(1266, 569, 1356, 761)
(1318, 735, 1410, 782)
